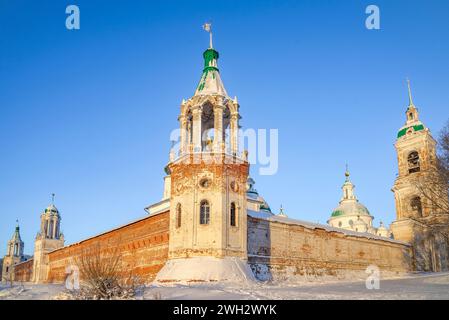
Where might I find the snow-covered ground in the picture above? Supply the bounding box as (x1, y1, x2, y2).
(2, 272, 449, 300)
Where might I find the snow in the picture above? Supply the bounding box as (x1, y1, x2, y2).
(0, 283, 64, 300)
(2, 272, 449, 299)
(154, 257, 256, 283)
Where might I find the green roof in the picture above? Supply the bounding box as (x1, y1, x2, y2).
(331, 210, 344, 217)
(260, 203, 272, 213)
(397, 124, 425, 138)
(196, 49, 220, 93)
(203, 48, 219, 70)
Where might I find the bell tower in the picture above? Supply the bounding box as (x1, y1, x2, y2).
(1, 222, 25, 282)
(156, 25, 253, 282)
(390, 80, 449, 271)
(391, 80, 438, 226)
(32, 195, 65, 282)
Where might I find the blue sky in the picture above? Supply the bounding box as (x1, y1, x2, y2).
(1, 0, 449, 256)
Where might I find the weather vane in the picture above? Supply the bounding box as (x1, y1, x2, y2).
(52, 193, 55, 204)
(202, 22, 213, 49)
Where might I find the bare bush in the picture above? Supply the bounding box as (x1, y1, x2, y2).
(415, 120, 449, 214)
(73, 242, 142, 300)
(410, 120, 449, 271)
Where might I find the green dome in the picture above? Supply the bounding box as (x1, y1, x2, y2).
(331, 210, 344, 217)
(330, 202, 371, 218)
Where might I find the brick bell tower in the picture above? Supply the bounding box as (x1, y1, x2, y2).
(155, 24, 253, 282)
(390, 80, 449, 271)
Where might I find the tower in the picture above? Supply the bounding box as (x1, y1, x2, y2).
(1, 222, 25, 282)
(390, 80, 449, 271)
(32, 196, 64, 282)
(155, 25, 253, 282)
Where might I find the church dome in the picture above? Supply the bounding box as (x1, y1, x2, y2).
(246, 177, 259, 199)
(331, 201, 370, 217)
(45, 204, 59, 215)
(327, 168, 374, 232)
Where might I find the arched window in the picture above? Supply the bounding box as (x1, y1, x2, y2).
(43, 221, 48, 238)
(49, 220, 54, 239)
(338, 221, 342, 227)
(201, 103, 215, 151)
(230, 202, 237, 227)
(200, 200, 210, 225)
(186, 110, 193, 146)
(408, 151, 420, 173)
(411, 196, 423, 217)
(176, 203, 182, 228)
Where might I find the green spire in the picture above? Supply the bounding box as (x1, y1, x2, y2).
(195, 24, 228, 96)
(11, 219, 22, 241)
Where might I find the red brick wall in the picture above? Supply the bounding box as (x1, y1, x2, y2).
(14, 259, 34, 282)
(47, 211, 169, 284)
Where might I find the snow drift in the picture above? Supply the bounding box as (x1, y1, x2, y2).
(154, 257, 256, 284)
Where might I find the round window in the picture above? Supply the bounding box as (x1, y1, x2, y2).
(199, 178, 211, 188)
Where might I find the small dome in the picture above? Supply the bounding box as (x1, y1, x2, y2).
(378, 222, 388, 231)
(246, 177, 259, 198)
(45, 204, 59, 214)
(259, 197, 272, 213)
(331, 201, 370, 217)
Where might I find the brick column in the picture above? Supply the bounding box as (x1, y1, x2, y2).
(230, 114, 239, 155)
(179, 116, 187, 155)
